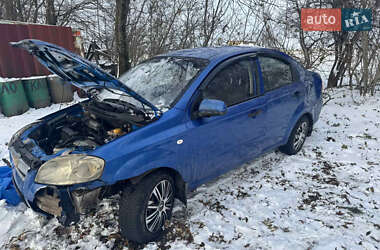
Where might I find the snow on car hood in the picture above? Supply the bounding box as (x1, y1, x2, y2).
(10, 39, 159, 113)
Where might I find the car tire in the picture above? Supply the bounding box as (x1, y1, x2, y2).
(279, 116, 310, 155)
(119, 171, 175, 243)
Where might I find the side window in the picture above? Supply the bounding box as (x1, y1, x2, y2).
(202, 59, 253, 106)
(259, 56, 293, 92)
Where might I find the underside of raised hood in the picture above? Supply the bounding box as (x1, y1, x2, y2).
(10, 39, 160, 115)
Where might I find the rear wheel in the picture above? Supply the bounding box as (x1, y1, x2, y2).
(279, 116, 310, 155)
(119, 171, 175, 243)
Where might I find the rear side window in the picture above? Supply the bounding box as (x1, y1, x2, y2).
(203, 59, 252, 106)
(259, 57, 293, 92)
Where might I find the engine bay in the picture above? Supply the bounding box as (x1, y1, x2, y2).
(29, 99, 153, 155)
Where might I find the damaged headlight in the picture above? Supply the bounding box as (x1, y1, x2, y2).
(35, 154, 104, 185)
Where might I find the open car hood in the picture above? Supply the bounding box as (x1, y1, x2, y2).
(11, 39, 159, 114)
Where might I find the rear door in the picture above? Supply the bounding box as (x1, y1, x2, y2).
(257, 55, 305, 149)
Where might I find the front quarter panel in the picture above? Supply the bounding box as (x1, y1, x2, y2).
(91, 108, 191, 184)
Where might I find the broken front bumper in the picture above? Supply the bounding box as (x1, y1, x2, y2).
(11, 162, 102, 226)
(9, 127, 106, 226)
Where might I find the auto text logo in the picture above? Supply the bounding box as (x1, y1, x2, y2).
(301, 8, 372, 31)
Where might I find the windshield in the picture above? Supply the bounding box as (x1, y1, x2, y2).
(116, 57, 208, 110)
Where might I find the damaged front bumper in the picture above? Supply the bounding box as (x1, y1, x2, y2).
(12, 161, 103, 226)
(9, 134, 106, 226)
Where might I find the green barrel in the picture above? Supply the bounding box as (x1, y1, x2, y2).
(0, 80, 29, 117)
(23, 77, 51, 108)
(47, 76, 74, 103)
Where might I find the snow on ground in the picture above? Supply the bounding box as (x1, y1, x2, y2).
(0, 88, 379, 249)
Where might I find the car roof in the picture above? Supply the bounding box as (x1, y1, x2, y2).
(160, 46, 285, 61)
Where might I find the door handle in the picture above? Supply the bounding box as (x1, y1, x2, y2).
(248, 109, 262, 118)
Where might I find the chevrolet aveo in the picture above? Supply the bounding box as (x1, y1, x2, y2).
(9, 39, 322, 243)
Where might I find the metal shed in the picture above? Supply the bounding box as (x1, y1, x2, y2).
(0, 20, 75, 78)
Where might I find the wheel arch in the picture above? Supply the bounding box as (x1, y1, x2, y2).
(286, 112, 313, 143)
(119, 167, 187, 205)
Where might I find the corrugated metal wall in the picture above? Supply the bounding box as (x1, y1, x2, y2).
(0, 21, 75, 78)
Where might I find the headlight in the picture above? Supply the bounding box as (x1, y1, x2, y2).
(35, 154, 104, 185)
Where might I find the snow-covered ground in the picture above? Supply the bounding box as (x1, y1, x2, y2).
(0, 88, 379, 249)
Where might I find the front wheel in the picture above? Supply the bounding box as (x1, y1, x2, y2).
(119, 171, 175, 243)
(279, 116, 310, 155)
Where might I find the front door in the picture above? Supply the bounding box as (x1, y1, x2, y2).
(182, 56, 267, 186)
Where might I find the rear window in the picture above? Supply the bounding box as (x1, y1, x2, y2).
(259, 57, 293, 92)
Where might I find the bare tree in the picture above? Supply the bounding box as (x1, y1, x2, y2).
(114, 0, 131, 75)
(359, 0, 370, 95)
(46, 0, 57, 25)
(0, 0, 378, 94)
(3, 0, 18, 20)
(201, 0, 229, 47)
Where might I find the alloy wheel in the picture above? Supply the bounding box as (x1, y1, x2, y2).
(145, 179, 173, 233)
(293, 121, 308, 151)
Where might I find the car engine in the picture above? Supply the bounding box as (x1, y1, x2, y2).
(29, 99, 152, 155)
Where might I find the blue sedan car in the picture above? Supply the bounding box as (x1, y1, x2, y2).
(9, 40, 322, 243)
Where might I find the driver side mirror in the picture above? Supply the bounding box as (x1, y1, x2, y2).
(195, 99, 227, 118)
